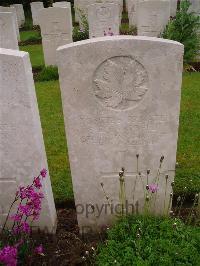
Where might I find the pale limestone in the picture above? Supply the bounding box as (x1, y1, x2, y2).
(127, 0, 137, 27)
(170, 0, 177, 17)
(88, 3, 120, 38)
(57, 36, 183, 233)
(53, 1, 71, 8)
(0, 12, 18, 50)
(75, 0, 122, 25)
(38, 7, 72, 66)
(30, 2, 44, 26)
(137, 1, 170, 37)
(0, 48, 57, 232)
(0, 7, 20, 41)
(188, 0, 200, 15)
(11, 4, 25, 27)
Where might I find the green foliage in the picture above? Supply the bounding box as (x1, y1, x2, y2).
(36, 66, 59, 82)
(20, 44, 44, 68)
(174, 72, 200, 196)
(20, 30, 41, 45)
(120, 24, 137, 36)
(96, 215, 200, 266)
(35, 81, 73, 202)
(162, 0, 200, 63)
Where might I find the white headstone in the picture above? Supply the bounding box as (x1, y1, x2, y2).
(0, 48, 57, 232)
(170, 0, 177, 17)
(0, 7, 20, 41)
(188, 0, 200, 15)
(57, 36, 183, 233)
(30, 1, 44, 26)
(0, 12, 18, 50)
(11, 4, 25, 27)
(38, 7, 72, 66)
(53, 1, 71, 8)
(88, 3, 120, 38)
(127, 0, 138, 27)
(75, 0, 122, 25)
(137, 1, 170, 37)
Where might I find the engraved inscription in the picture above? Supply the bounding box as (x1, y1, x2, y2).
(93, 56, 148, 110)
(96, 7, 111, 21)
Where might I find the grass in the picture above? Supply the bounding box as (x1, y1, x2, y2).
(20, 44, 44, 68)
(35, 81, 73, 203)
(34, 73, 200, 203)
(175, 72, 200, 195)
(20, 30, 41, 42)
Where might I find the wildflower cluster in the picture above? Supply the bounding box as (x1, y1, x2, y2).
(104, 28, 114, 36)
(0, 169, 47, 266)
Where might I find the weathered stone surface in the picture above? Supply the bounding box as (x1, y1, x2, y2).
(53, 1, 71, 8)
(57, 36, 183, 232)
(127, 0, 137, 27)
(0, 12, 19, 50)
(137, 1, 170, 37)
(0, 7, 20, 41)
(88, 3, 120, 38)
(0, 48, 57, 232)
(38, 7, 72, 66)
(188, 0, 200, 15)
(75, 0, 122, 25)
(30, 1, 44, 26)
(170, 0, 177, 17)
(11, 4, 25, 27)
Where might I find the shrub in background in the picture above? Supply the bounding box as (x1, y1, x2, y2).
(162, 0, 200, 64)
(96, 215, 200, 266)
(73, 8, 89, 42)
(36, 66, 59, 82)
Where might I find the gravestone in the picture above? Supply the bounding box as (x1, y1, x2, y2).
(170, 0, 177, 17)
(88, 3, 120, 38)
(11, 4, 25, 27)
(0, 12, 19, 50)
(188, 0, 200, 15)
(75, 0, 122, 25)
(137, 1, 170, 37)
(38, 7, 72, 66)
(53, 1, 71, 8)
(0, 7, 20, 41)
(30, 1, 44, 26)
(127, 0, 137, 27)
(57, 36, 183, 232)
(0, 48, 57, 232)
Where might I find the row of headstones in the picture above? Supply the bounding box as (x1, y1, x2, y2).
(1, 0, 199, 66)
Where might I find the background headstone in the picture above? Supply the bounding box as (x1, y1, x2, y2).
(30, 1, 44, 26)
(0, 48, 57, 232)
(38, 7, 72, 66)
(137, 0, 170, 37)
(0, 12, 19, 50)
(127, 0, 138, 27)
(11, 4, 25, 27)
(0, 6, 20, 41)
(57, 36, 183, 232)
(53, 1, 71, 8)
(88, 3, 120, 38)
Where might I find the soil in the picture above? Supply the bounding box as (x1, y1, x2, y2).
(28, 202, 102, 266)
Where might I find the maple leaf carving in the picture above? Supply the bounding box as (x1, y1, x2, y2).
(94, 57, 148, 109)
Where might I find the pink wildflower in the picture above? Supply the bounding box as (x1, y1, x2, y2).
(33, 176, 42, 189)
(40, 169, 47, 178)
(0, 246, 17, 266)
(35, 245, 44, 255)
(149, 184, 159, 193)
